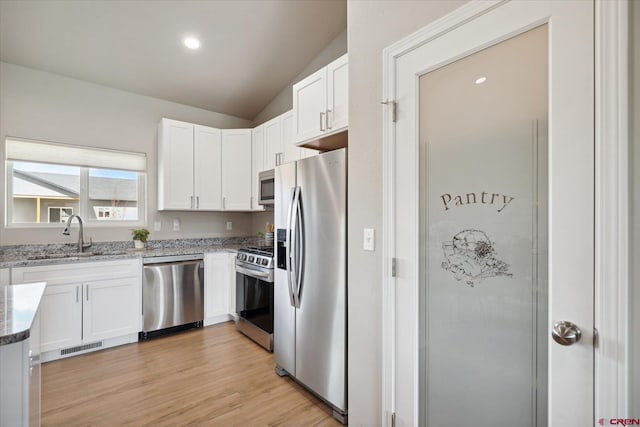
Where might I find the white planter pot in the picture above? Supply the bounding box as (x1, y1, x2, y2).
(134, 240, 145, 249)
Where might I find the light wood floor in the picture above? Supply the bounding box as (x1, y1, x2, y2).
(42, 322, 342, 426)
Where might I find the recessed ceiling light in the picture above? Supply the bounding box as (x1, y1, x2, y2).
(475, 76, 487, 85)
(183, 37, 201, 50)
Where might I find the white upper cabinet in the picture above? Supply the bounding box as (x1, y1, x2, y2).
(221, 129, 252, 211)
(159, 118, 254, 212)
(282, 110, 316, 163)
(158, 118, 222, 211)
(292, 53, 348, 145)
(263, 115, 283, 170)
(327, 54, 349, 132)
(194, 125, 222, 210)
(251, 125, 265, 211)
(158, 118, 194, 210)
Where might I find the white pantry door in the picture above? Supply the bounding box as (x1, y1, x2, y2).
(387, 1, 593, 426)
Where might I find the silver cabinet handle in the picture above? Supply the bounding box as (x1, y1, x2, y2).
(76, 285, 79, 303)
(552, 320, 582, 346)
(326, 109, 332, 129)
(275, 153, 280, 166)
(223, 197, 226, 209)
(85, 284, 89, 301)
(196, 196, 199, 209)
(190, 195, 194, 209)
(320, 112, 325, 131)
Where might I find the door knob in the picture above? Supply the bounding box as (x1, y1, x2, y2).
(552, 320, 582, 346)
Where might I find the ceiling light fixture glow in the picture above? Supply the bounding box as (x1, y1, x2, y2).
(475, 76, 487, 85)
(183, 37, 201, 50)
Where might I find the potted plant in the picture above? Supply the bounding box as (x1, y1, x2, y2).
(131, 228, 150, 249)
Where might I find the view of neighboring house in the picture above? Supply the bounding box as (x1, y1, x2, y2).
(11, 166, 138, 223)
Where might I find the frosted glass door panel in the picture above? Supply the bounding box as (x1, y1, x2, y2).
(419, 25, 548, 426)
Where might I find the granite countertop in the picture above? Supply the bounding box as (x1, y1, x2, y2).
(0, 282, 46, 346)
(0, 236, 265, 269)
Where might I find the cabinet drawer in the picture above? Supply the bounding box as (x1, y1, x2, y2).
(12, 258, 141, 285)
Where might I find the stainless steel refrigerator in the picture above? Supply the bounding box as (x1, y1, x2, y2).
(274, 148, 347, 423)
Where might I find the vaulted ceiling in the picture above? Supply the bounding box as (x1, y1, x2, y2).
(0, 0, 347, 120)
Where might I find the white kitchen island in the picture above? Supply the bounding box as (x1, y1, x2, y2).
(0, 282, 46, 427)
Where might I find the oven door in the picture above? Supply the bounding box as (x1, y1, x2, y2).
(236, 270, 274, 333)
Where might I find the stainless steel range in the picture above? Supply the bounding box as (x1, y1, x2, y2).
(235, 246, 274, 351)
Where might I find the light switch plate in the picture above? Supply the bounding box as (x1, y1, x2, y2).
(173, 218, 180, 231)
(154, 221, 162, 231)
(363, 228, 375, 251)
(226, 221, 233, 231)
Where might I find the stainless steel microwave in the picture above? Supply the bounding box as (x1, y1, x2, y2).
(258, 169, 275, 205)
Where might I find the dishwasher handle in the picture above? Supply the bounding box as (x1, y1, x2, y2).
(143, 259, 203, 268)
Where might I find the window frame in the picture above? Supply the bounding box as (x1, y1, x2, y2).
(5, 160, 147, 229)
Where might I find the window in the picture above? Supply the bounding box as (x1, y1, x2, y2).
(5, 138, 146, 226)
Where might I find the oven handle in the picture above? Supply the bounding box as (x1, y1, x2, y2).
(286, 187, 297, 307)
(235, 264, 272, 281)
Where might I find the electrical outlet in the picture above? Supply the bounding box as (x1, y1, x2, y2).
(363, 228, 375, 251)
(173, 218, 180, 231)
(226, 221, 233, 231)
(154, 221, 162, 231)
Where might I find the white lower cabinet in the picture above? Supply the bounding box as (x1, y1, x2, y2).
(0, 309, 40, 427)
(0, 268, 9, 286)
(83, 278, 140, 343)
(40, 283, 82, 352)
(204, 252, 236, 326)
(12, 259, 141, 361)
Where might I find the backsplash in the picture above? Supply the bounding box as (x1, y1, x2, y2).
(0, 236, 260, 258)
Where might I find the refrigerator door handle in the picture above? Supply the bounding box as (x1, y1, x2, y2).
(294, 188, 304, 308)
(285, 186, 297, 307)
(289, 186, 302, 308)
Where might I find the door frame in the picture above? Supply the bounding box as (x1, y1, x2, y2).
(380, 0, 630, 424)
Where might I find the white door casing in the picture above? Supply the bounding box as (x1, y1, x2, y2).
(382, 1, 601, 425)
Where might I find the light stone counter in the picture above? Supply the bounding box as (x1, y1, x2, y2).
(0, 282, 46, 345)
(0, 237, 264, 269)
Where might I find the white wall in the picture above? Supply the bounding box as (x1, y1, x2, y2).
(630, 0, 640, 414)
(251, 30, 347, 126)
(347, 1, 466, 425)
(0, 61, 256, 245)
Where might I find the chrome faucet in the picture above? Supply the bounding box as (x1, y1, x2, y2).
(62, 215, 92, 253)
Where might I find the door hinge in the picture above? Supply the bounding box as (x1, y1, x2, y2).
(391, 257, 397, 277)
(381, 100, 397, 122)
(391, 412, 396, 427)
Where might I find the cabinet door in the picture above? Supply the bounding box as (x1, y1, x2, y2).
(83, 277, 140, 343)
(0, 268, 9, 286)
(281, 110, 301, 164)
(194, 125, 222, 210)
(263, 115, 283, 170)
(227, 253, 237, 316)
(293, 67, 327, 144)
(40, 283, 82, 352)
(251, 126, 265, 211)
(221, 129, 252, 210)
(327, 53, 349, 132)
(204, 253, 233, 319)
(158, 118, 194, 210)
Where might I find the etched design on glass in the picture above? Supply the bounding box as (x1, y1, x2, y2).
(441, 229, 512, 286)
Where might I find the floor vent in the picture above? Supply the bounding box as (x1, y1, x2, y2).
(60, 341, 102, 356)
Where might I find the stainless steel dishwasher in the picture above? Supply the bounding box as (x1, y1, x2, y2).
(141, 254, 204, 339)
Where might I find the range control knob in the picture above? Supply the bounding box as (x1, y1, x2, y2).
(248, 256, 255, 262)
(261, 259, 268, 266)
